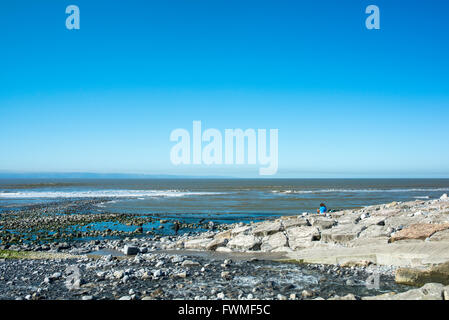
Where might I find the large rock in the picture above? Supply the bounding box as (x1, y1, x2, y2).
(336, 214, 360, 225)
(308, 217, 336, 230)
(386, 201, 399, 209)
(395, 261, 449, 286)
(358, 216, 387, 228)
(363, 283, 448, 300)
(181, 260, 200, 267)
(205, 238, 228, 251)
(373, 208, 402, 218)
(385, 215, 426, 230)
(252, 222, 282, 237)
(321, 224, 365, 244)
(286, 226, 320, 250)
(230, 226, 252, 236)
(328, 294, 358, 300)
(281, 217, 309, 229)
(214, 230, 232, 240)
(183, 238, 212, 250)
(390, 223, 449, 243)
(123, 245, 139, 255)
(358, 225, 391, 239)
(429, 229, 449, 242)
(227, 234, 261, 251)
(260, 232, 288, 252)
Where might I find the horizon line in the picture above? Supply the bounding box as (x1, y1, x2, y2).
(0, 172, 449, 180)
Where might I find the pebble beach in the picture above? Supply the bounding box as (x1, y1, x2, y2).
(1, 191, 449, 300)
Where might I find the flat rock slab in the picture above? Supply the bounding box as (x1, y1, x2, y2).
(252, 222, 282, 237)
(183, 238, 212, 250)
(395, 261, 449, 286)
(358, 225, 391, 239)
(281, 217, 309, 229)
(230, 226, 252, 236)
(205, 238, 227, 251)
(321, 224, 365, 244)
(285, 241, 449, 267)
(214, 230, 232, 240)
(260, 232, 288, 252)
(390, 223, 449, 242)
(227, 234, 261, 251)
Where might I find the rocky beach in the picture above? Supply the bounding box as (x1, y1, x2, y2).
(1, 192, 449, 300)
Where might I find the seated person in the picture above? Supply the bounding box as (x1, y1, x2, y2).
(316, 203, 327, 214)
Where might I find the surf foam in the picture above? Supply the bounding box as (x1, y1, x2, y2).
(0, 190, 225, 199)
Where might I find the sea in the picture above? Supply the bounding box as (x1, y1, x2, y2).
(1, 179, 448, 224)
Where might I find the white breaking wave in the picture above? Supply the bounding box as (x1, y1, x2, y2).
(0, 190, 226, 199)
(272, 188, 449, 195)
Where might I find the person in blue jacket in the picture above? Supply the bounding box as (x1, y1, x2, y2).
(316, 203, 327, 214)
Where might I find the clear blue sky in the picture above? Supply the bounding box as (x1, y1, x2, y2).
(1, 0, 448, 178)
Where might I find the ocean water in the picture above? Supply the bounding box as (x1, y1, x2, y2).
(1, 179, 448, 223)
